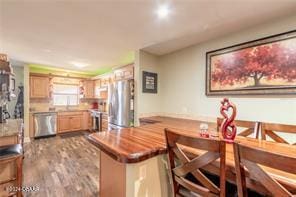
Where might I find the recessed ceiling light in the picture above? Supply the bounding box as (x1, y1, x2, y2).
(70, 61, 89, 68)
(156, 4, 170, 19)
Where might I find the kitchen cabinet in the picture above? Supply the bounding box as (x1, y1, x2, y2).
(83, 80, 95, 98)
(30, 76, 50, 98)
(102, 113, 108, 131)
(70, 116, 82, 130)
(113, 64, 134, 81)
(83, 111, 92, 130)
(58, 116, 71, 133)
(100, 76, 111, 87)
(57, 112, 83, 133)
(95, 79, 107, 99)
(94, 74, 111, 99)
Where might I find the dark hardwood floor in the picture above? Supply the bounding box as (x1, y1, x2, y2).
(23, 133, 100, 197)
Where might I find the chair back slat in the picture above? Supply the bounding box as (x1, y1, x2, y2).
(261, 122, 296, 145)
(217, 118, 260, 138)
(172, 146, 220, 194)
(234, 142, 296, 197)
(165, 128, 226, 197)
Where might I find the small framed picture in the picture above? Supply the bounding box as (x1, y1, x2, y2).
(142, 71, 157, 93)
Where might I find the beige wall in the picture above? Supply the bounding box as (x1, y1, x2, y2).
(135, 50, 162, 125)
(158, 14, 296, 124)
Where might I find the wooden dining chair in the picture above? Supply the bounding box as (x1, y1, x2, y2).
(217, 118, 260, 139)
(261, 122, 296, 145)
(233, 142, 296, 197)
(165, 128, 226, 197)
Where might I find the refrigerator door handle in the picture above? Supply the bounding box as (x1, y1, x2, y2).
(109, 103, 113, 118)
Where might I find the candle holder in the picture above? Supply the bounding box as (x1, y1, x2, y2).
(220, 98, 237, 143)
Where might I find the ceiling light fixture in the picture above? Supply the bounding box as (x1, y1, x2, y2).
(156, 4, 170, 19)
(70, 61, 89, 68)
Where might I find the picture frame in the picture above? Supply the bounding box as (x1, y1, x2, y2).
(206, 30, 296, 96)
(142, 71, 157, 93)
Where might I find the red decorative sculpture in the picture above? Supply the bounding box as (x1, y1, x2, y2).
(220, 98, 237, 143)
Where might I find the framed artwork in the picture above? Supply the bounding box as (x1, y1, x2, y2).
(206, 30, 296, 95)
(142, 71, 157, 93)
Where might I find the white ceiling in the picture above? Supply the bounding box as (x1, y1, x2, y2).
(1, 0, 296, 72)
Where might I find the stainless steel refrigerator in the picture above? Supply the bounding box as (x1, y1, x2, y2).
(108, 79, 134, 129)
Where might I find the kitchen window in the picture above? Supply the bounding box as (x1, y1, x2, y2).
(53, 83, 79, 106)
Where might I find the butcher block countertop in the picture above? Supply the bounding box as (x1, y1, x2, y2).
(87, 116, 296, 192)
(87, 116, 215, 163)
(0, 119, 23, 137)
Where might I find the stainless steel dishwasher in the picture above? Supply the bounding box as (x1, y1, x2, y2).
(34, 112, 57, 138)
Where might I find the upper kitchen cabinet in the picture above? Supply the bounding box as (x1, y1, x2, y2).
(113, 64, 134, 81)
(83, 80, 95, 98)
(94, 75, 110, 99)
(30, 75, 50, 98)
(100, 74, 112, 87)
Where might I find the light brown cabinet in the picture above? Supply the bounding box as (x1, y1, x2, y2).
(30, 76, 50, 98)
(100, 76, 111, 87)
(113, 64, 133, 81)
(58, 116, 71, 133)
(83, 112, 92, 130)
(57, 112, 83, 133)
(102, 113, 108, 131)
(57, 111, 91, 133)
(83, 80, 95, 98)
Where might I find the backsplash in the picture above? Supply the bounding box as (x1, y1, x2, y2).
(29, 99, 91, 112)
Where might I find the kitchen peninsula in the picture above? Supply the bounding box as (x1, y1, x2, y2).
(0, 119, 23, 147)
(88, 116, 296, 197)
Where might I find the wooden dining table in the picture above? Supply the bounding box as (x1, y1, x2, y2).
(88, 116, 296, 196)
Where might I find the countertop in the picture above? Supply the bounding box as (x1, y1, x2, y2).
(30, 109, 108, 114)
(87, 116, 215, 163)
(87, 116, 296, 192)
(0, 119, 23, 137)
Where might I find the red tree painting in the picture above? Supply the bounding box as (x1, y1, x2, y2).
(209, 36, 296, 93)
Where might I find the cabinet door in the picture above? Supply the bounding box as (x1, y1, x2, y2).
(84, 80, 95, 98)
(114, 70, 124, 81)
(113, 65, 134, 81)
(82, 112, 91, 130)
(94, 80, 101, 98)
(30, 76, 50, 98)
(70, 116, 82, 131)
(101, 77, 110, 87)
(123, 66, 133, 79)
(58, 116, 71, 133)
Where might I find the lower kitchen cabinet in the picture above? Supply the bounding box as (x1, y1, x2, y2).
(57, 112, 84, 133)
(58, 116, 71, 133)
(102, 113, 108, 131)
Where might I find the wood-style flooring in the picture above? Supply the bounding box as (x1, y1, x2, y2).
(23, 133, 100, 197)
